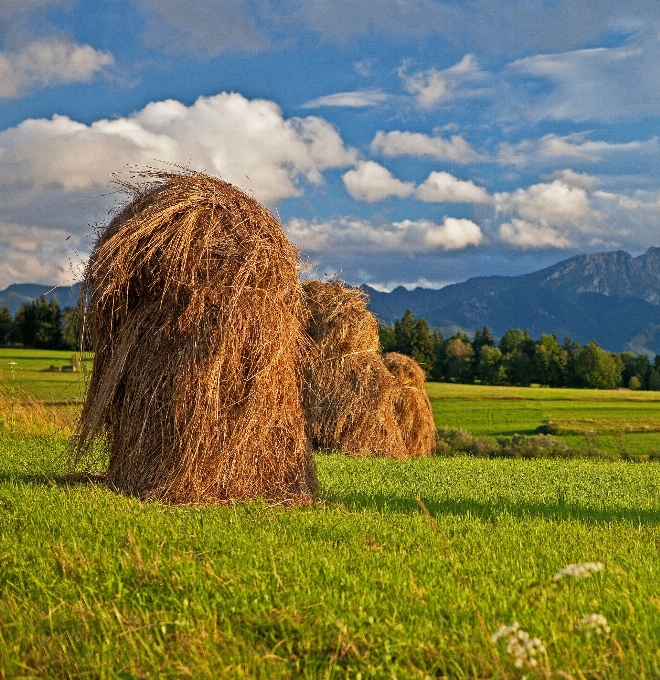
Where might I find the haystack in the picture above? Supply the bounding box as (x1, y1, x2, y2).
(383, 352, 436, 457)
(72, 172, 317, 503)
(302, 280, 407, 458)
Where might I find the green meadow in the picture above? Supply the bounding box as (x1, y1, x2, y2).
(428, 382, 660, 458)
(0, 348, 89, 403)
(1, 351, 660, 678)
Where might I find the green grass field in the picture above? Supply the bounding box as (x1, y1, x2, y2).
(2, 351, 660, 677)
(1, 433, 660, 678)
(0, 349, 90, 403)
(427, 382, 660, 457)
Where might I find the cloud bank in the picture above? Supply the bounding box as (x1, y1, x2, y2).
(286, 215, 483, 254)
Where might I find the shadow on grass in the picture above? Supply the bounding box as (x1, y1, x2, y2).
(0, 470, 105, 487)
(4, 467, 660, 526)
(322, 489, 660, 526)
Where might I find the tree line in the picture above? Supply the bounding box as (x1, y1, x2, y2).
(0, 296, 82, 350)
(379, 309, 660, 390)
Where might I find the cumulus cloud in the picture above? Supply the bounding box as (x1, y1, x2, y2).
(371, 130, 479, 163)
(286, 215, 483, 254)
(342, 161, 414, 202)
(0, 91, 357, 205)
(0, 38, 114, 98)
(342, 163, 490, 205)
(0, 222, 84, 288)
(415, 171, 490, 204)
(499, 219, 572, 249)
(398, 54, 488, 108)
(494, 178, 601, 249)
(301, 89, 389, 108)
(495, 179, 596, 228)
(543, 169, 601, 191)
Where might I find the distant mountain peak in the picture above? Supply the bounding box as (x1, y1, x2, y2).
(364, 247, 660, 354)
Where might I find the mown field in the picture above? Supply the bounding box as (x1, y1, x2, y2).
(1, 351, 660, 678)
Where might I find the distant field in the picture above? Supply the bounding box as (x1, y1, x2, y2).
(0, 348, 90, 402)
(427, 382, 660, 457)
(2, 351, 660, 457)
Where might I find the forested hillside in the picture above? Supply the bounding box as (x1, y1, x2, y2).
(366, 248, 660, 354)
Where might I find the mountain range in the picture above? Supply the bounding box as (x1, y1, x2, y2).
(364, 248, 660, 355)
(3, 247, 660, 355)
(0, 282, 82, 317)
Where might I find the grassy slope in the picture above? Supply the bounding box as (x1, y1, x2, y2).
(427, 382, 660, 457)
(1, 434, 660, 678)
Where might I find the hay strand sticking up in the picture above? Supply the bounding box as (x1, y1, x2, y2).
(383, 352, 436, 457)
(72, 172, 317, 504)
(302, 280, 407, 458)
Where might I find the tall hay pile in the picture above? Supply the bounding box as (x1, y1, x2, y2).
(383, 352, 436, 457)
(302, 280, 407, 458)
(72, 172, 317, 504)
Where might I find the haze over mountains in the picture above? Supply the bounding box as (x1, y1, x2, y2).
(3, 248, 660, 355)
(364, 248, 660, 355)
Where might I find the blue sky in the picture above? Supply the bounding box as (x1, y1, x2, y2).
(1, 0, 660, 290)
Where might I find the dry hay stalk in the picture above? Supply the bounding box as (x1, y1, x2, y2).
(383, 352, 436, 457)
(72, 172, 317, 503)
(302, 280, 407, 458)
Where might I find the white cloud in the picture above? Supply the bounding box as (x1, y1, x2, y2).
(286, 215, 482, 254)
(498, 133, 659, 167)
(415, 171, 490, 204)
(301, 89, 389, 108)
(494, 178, 601, 249)
(398, 54, 487, 108)
(366, 277, 453, 292)
(371, 130, 479, 163)
(342, 161, 414, 202)
(0, 92, 357, 205)
(342, 163, 490, 205)
(543, 169, 601, 191)
(0, 222, 83, 288)
(509, 28, 660, 121)
(0, 38, 114, 98)
(499, 219, 572, 249)
(495, 179, 596, 229)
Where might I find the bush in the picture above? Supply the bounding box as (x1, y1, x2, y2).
(435, 427, 572, 460)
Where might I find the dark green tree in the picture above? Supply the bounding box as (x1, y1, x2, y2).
(574, 341, 623, 389)
(383, 309, 439, 374)
(61, 305, 83, 351)
(534, 333, 567, 387)
(378, 324, 397, 352)
(476, 345, 506, 384)
(444, 336, 474, 382)
(0, 305, 14, 345)
(499, 328, 536, 385)
(15, 296, 62, 349)
(620, 352, 652, 390)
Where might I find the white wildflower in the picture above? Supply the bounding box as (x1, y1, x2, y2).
(579, 613, 611, 637)
(491, 621, 546, 669)
(552, 561, 604, 581)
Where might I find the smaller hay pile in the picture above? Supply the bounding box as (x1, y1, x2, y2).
(302, 280, 407, 458)
(72, 171, 317, 504)
(383, 352, 436, 457)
